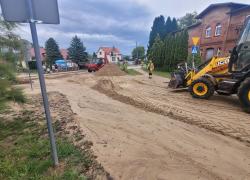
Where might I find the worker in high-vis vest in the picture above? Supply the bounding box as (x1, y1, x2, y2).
(147, 60, 154, 79)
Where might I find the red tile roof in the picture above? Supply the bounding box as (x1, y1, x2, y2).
(30, 48, 68, 61)
(30, 48, 46, 61)
(99, 47, 120, 54)
(60, 49, 68, 59)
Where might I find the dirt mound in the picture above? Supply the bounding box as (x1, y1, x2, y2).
(95, 63, 126, 76)
(94, 79, 122, 92)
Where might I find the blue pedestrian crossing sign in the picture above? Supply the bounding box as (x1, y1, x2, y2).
(192, 46, 199, 54)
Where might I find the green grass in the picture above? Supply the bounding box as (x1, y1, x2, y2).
(0, 109, 96, 180)
(0, 100, 7, 113)
(126, 69, 142, 76)
(153, 70, 171, 78)
(142, 67, 170, 78)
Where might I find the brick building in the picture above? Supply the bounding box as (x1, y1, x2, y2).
(188, 2, 250, 61)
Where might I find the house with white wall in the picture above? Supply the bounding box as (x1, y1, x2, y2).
(97, 47, 122, 63)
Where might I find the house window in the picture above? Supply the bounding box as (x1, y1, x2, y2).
(215, 24, 222, 36)
(205, 26, 212, 37)
(112, 57, 116, 61)
(99, 51, 102, 55)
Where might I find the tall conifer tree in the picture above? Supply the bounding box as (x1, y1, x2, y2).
(45, 38, 62, 68)
(68, 35, 87, 63)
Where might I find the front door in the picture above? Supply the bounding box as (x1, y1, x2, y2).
(206, 48, 214, 61)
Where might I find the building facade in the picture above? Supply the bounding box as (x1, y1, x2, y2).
(188, 3, 250, 61)
(97, 47, 122, 63)
(30, 48, 68, 61)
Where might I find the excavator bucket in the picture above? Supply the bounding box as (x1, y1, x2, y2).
(168, 72, 185, 89)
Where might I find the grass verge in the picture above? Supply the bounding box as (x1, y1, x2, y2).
(126, 69, 142, 76)
(0, 108, 105, 180)
(153, 70, 171, 78)
(142, 67, 170, 78)
(0, 100, 7, 113)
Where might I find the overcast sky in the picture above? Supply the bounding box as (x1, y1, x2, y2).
(18, 0, 250, 55)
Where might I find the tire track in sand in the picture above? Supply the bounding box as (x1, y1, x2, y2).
(92, 79, 250, 146)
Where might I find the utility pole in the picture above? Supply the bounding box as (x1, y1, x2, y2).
(136, 41, 139, 60)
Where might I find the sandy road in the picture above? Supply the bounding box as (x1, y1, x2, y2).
(21, 71, 250, 180)
(103, 70, 250, 145)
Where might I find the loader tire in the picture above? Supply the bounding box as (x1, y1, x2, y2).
(189, 77, 214, 99)
(238, 78, 250, 113)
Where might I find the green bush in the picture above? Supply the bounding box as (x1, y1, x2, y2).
(0, 52, 17, 65)
(120, 62, 128, 72)
(0, 63, 25, 109)
(6, 88, 26, 103)
(0, 79, 10, 97)
(187, 53, 202, 67)
(0, 63, 16, 82)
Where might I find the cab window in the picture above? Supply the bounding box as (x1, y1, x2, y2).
(238, 19, 250, 45)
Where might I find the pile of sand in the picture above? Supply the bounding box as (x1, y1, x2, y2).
(95, 63, 126, 76)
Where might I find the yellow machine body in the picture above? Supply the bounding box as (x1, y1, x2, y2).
(186, 56, 230, 86)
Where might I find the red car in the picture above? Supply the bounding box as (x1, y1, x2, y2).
(87, 59, 104, 72)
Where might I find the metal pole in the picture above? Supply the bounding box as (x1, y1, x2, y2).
(26, 60, 33, 90)
(27, 0, 59, 166)
(136, 41, 139, 60)
(192, 54, 195, 69)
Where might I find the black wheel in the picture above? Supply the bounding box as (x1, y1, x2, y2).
(189, 77, 215, 99)
(238, 78, 250, 113)
(88, 69, 92, 73)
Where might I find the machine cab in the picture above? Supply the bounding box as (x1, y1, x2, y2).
(231, 16, 250, 73)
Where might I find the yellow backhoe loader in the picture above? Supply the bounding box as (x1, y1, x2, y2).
(169, 16, 250, 113)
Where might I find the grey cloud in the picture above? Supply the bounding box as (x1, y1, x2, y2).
(23, 0, 153, 54)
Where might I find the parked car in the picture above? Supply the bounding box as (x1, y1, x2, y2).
(55, 59, 67, 71)
(55, 60, 78, 71)
(66, 60, 79, 71)
(78, 61, 88, 69)
(87, 59, 104, 72)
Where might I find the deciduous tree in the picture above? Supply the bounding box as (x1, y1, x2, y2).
(132, 46, 145, 60)
(178, 12, 198, 29)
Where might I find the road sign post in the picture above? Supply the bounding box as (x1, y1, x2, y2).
(191, 37, 200, 69)
(27, 0, 59, 166)
(0, 0, 60, 166)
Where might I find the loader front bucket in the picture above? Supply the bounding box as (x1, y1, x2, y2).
(168, 72, 185, 89)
